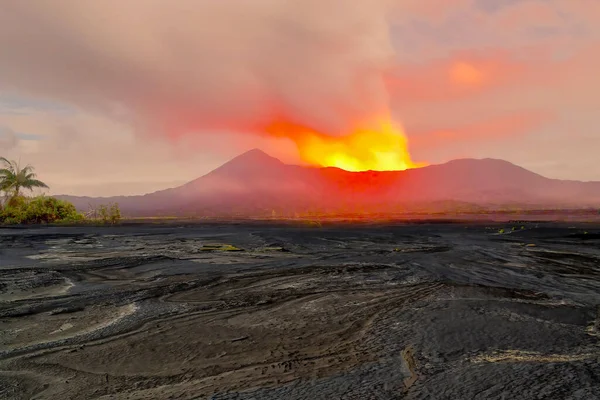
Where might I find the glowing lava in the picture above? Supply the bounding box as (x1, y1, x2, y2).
(267, 118, 424, 171)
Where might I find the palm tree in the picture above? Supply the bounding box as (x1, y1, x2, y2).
(0, 157, 49, 201)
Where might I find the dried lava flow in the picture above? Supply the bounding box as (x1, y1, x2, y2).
(266, 117, 426, 172)
(1, 224, 600, 399)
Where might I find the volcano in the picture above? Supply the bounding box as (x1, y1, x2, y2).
(59, 149, 600, 217)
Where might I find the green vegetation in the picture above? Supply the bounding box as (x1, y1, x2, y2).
(0, 195, 84, 224)
(0, 157, 49, 199)
(201, 243, 244, 252)
(91, 202, 122, 224)
(0, 157, 122, 225)
(494, 225, 527, 235)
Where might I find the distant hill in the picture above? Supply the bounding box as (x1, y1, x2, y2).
(57, 149, 600, 217)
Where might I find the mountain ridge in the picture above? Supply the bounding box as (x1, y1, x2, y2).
(56, 149, 600, 216)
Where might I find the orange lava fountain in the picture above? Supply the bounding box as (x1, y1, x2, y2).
(267, 118, 425, 171)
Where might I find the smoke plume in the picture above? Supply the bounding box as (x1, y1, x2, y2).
(0, 0, 396, 140)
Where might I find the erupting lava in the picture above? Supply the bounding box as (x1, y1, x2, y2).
(267, 118, 424, 172)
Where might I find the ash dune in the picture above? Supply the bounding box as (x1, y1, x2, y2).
(58, 149, 600, 217)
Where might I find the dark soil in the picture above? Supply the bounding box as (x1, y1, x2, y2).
(1, 222, 599, 399)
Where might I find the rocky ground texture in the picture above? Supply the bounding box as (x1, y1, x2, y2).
(0, 221, 599, 399)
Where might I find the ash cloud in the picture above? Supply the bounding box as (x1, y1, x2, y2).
(0, 0, 396, 138)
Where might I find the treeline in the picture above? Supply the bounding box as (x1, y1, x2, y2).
(0, 157, 121, 225)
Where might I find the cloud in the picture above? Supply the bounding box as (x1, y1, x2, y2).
(386, 48, 529, 103)
(0, 105, 302, 196)
(2, 0, 600, 192)
(410, 110, 551, 148)
(0, 0, 397, 139)
(475, 0, 535, 13)
(0, 126, 19, 149)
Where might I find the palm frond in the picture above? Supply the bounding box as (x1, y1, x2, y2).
(22, 179, 49, 189)
(23, 172, 38, 180)
(0, 158, 49, 195)
(0, 157, 16, 173)
(20, 165, 34, 174)
(1, 181, 15, 191)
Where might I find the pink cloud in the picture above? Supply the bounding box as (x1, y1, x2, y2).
(2, 0, 600, 192)
(0, 0, 397, 139)
(411, 110, 551, 147)
(386, 49, 529, 103)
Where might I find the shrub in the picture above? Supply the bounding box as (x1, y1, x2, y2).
(4, 195, 28, 209)
(25, 196, 83, 223)
(109, 202, 121, 224)
(93, 202, 121, 224)
(0, 196, 83, 224)
(0, 195, 29, 224)
(98, 204, 109, 223)
(0, 202, 27, 225)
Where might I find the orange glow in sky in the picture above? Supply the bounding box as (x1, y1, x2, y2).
(451, 62, 486, 86)
(267, 118, 425, 171)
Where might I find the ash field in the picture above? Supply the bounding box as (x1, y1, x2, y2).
(1, 222, 599, 400)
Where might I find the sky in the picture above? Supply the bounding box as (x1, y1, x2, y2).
(1, 0, 599, 196)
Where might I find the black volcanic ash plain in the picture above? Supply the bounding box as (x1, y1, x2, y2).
(0, 222, 599, 399)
